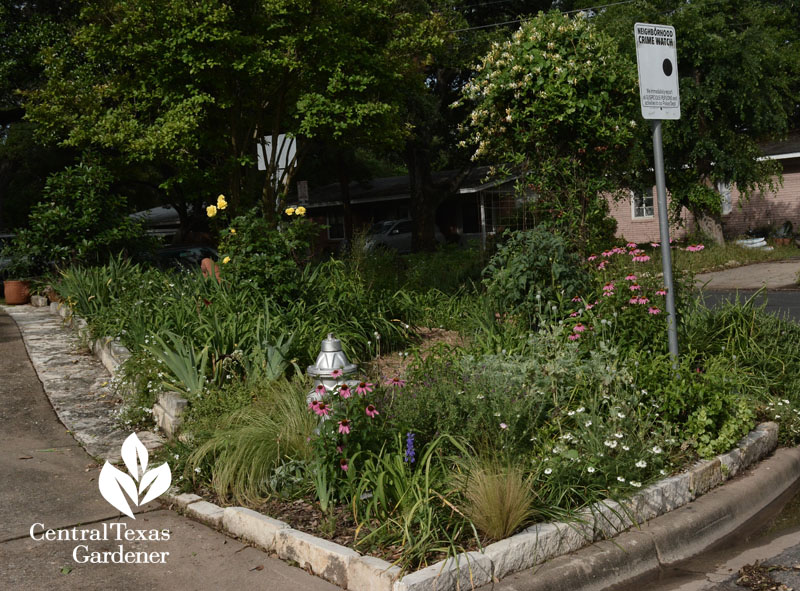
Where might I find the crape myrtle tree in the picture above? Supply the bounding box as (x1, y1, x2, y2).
(597, 0, 800, 242)
(23, 0, 442, 228)
(459, 11, 642, 252)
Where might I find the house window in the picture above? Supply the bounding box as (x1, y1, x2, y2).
(717, 181, 733, 216)
(632, 190, 654, 219)
(327, 214, 344, 240)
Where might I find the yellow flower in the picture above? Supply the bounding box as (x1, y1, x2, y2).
(295, 206, 306, 216)
(230, 228, 236, 234)
(206, 205, 217, 218)
(222, 256, 231, 264)
(217, 194, 228, 210)
(285, 207, 295, 216)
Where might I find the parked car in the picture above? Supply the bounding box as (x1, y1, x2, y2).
(151, 245, 218, 270)
(365, 219, 444, 254)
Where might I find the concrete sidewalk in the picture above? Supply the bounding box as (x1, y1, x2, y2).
(0, 309, 337, 591)
(696, 259, 800, 290)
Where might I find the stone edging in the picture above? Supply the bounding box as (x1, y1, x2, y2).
(5, 303, 783, 591)
(163, 426, 779, 591)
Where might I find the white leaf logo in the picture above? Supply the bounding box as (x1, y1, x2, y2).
(99, 433, 171, 519)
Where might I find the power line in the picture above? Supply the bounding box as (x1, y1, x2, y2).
(449, 0, 637, 32)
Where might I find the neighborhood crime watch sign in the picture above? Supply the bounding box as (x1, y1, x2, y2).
(634, 23, 680, 120)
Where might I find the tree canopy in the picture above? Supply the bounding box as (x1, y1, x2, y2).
(460, 11, 642, 250)
(597, 0, 800, 231)
(23, 0, 445, 222)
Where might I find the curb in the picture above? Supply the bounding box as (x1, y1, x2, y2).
(162, 422, 787, 591)
(493, 446, 800, 591)
(5, 304, 796, 591)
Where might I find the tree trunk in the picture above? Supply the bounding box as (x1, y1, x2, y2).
(694, 211, 725, 245)
(337, 154, 354, 246)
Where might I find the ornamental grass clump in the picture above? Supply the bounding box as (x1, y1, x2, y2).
(456, 457, 536, 541)
(186, 377, 316, 504)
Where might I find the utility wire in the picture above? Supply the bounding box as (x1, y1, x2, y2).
(449, 0, 636, 32)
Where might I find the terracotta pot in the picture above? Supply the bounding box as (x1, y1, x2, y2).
(774, 237, 792, 247)
(200, 257, 221, 282)
(3, 280, 31, 305)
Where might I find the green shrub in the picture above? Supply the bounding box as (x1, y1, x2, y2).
(482, 228, 592, 316)
(217, 207, 319, 304)
(6, 163, 146, 273)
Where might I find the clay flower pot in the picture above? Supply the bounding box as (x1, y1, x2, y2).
(3, 280, 31, 305)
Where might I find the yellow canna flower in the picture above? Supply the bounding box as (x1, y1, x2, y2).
(217, 194, 228, 210)
(206, 205, 218, 218)
(295, 206, 306, 216)
(222, 256, 231, 264)
(285, 207, 295, 216)
(230, 228, 236, 234)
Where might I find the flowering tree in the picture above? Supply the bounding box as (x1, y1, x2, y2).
(460, 11, 642, 251)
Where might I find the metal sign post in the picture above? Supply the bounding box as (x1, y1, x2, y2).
(635, 23, 680, 360)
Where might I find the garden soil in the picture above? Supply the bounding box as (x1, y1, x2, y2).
(0, 308, 338, 591)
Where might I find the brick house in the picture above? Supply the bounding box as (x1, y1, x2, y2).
(609, 132, 800, 243)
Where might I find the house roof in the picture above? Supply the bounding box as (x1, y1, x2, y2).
(760, 131, 800, 160)
(300, 166, 509, 209)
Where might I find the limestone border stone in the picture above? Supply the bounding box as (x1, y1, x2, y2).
(3, 303, 788, 591)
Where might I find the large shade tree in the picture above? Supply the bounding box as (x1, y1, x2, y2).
(597, 0, 800, 241)
(23, 0, 443, 227)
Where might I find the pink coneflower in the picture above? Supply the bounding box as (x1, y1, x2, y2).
(637, 297, 650, 305)
(500, 422, 508, 430)
(571, 296, 582, 303)
(308, 400, 319, 411)
(597, 262, 607, 270)
(655, 289, 667, 296)
(570, 311, 580, 318)
(626, 242, 638, 249)
(629, 297, 639, 305)
(602, 250, 612, 258)
(632, 255, 651, 263)
(573, 324, 586, 333)
(587, 255, 597, 262)
(603, 283, 615, 292)
(648, 307, 661, 315)
(331, 369, 343, 378)
(314, 402, 330, 417)
(686, 244, 705, 252)
(386, 376, 406, 387)
(340, 458, 349, 471)
(585, 303, 594, 310)
(568, 334, 580, 341)
(603, 290, 615, 297)
(355, 381, 374, 395)
(314, 384, 326, 397)
(629, 284, 642, 291)
(625, 274, 637, 281)
(365, 404, 379, 418)
(338, 383, 352, 399)
(651, 242, 660, 248)
(338, 419, 351, 434)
